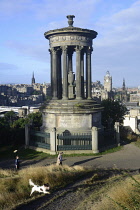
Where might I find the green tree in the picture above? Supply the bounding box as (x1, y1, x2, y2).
(0, 117, 9, 128)
(12, 112, 42, 130)
(0, 111, 42, 145)
(25, 112, 42, 130)
(101, 99, 127, 129)
(4, 111, 17, 125)
(12, 118, 26, 128)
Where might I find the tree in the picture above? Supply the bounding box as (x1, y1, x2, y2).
(4, 111, 17, 125)
(0, 117, 9, 128)
(11, 111, 42, 130)
(0, 111, 43, 145)
(25, 112, 42, 130)
(101, 99, 127, 129)
(12, 118, 26, 128)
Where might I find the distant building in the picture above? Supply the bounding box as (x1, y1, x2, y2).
(104, 71, 112, 92)
(123, 107, 140, 134)
(101, 71, 114, 100)
(120, 79, 127, 102)
(31, 72, 35, 85)
(130, 94, 140, 104)
(0, 72, 52, 106)
(92, 81, 103, 101)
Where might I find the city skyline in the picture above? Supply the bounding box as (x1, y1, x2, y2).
(0, 0, 140, 87)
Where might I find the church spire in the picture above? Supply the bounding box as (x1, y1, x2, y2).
(32, 72, 35, 85)
(122, 78, 125, 91)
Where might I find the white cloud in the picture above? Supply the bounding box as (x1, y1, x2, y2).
(5, 40, 50, 63)
(0, 62, 18, 71)
(92, 1, 140, 86)
(0, 0, 32, 19)
(0, 0, 140, 86)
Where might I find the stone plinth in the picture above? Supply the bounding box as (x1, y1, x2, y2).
(41, 99, 103, 133)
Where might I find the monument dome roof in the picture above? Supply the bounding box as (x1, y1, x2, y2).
(44, 15, 98, 40)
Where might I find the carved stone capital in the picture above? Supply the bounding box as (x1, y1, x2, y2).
(61, 46, 68, 52)
(49, 47, 61, 54)
(86, 46, 93, 54)
(75, 45, 84, 52)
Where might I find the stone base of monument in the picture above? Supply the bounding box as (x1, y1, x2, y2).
(41, 99, 103, 133)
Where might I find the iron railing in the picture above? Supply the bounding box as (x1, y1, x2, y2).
(30, 130, 50, 150)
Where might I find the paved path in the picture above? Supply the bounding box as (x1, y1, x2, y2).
(0, 144, 140, 170)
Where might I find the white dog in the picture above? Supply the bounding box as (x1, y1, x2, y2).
(29, 179, 50, 196)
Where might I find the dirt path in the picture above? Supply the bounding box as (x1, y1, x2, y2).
(1, 143, 140, 170)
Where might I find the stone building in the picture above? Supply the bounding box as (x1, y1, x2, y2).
(123, 107, 140, 134)
(101, 71, 114, 100)
(91, 81, 103, 101)
(25, 16, 121, 154)
(41, 15, 103, 138)
(120, 79, 128, 102)
(104, 71, 112, 92)
(31, 72, 35, 85)
(130, 93, 140, 104)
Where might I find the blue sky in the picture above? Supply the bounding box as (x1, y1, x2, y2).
(0, 0, 140, 87)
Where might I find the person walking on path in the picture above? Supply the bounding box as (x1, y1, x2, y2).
(15, 156, 20, 170)
(57, 152, 63, 165)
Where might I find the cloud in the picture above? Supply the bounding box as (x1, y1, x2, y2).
(95, 2, 140, 44)
(0, 0, 31, 19)
(0, 62, 18, 71)
(0, 0, 101, 26)
(30, 0, 100, 20)
(1, 0, 140, 87)
(92, 1, 140, 86)
(5, 40, 50, 63)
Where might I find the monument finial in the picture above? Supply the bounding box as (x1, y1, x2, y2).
(66, 15, 75, 27)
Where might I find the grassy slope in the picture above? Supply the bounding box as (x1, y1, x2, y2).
(0, 140, 140, 209)
(76, 173, 140, 210)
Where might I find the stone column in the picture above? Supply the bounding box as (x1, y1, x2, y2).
(68, 50, 73, 73)
(62, 46, 68, 100)
(57, 48, 62, 99)
(81, 50, 84, 98)
(76, 46, 82, 100)
(51, 47, 58, 100)
(92, 126, 99, 153)
(50, 127, 57, 154)
(49, 48, 53, 97)
(114, 122, 120, 146)
(86, 47, 92, 99)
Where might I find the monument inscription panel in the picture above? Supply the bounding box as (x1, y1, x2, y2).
(49, 35, 92, 48)
(57, 114, 90, 129)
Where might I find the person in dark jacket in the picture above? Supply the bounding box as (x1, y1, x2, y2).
(15, 156, 20, 170)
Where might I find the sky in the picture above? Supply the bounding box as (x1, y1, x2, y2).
(0, 0, 140, 88)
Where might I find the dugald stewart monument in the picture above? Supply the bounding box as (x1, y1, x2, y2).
(41, 15, 102, 135)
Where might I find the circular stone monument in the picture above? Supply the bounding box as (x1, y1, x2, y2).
(41, 15, 102, 133)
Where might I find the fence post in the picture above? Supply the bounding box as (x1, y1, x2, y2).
(92, 126, 99, 154)
(50, 127, 57, 154)
(114, 122, 120, 146)
(25, 124, 30, 148)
